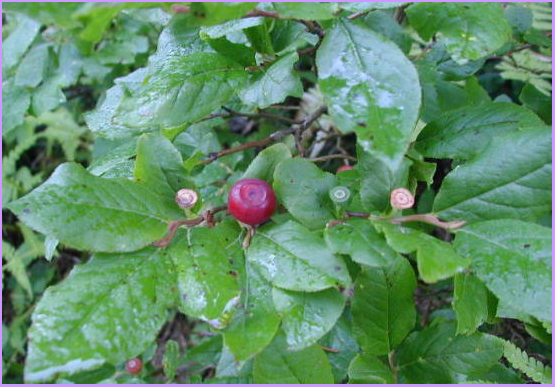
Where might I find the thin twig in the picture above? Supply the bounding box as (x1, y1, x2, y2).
(309, 154, 357, 162)
(222, 106, 298, 124)
(244, 9, 281, 19)
(152, 206, 227, 247)
(199, 105, 327, 165)
(321, 346, 339, 353)
(347, 10, 369, 20)
(329, 212, 466, 230)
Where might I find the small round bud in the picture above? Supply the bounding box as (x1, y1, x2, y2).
(175, 189, 198, 209)
(390, 188, 414, 210)
(329, 186, 351, 204)
(126, 358, 143, 374)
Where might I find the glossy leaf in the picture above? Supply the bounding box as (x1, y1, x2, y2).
(134, 133, 192, 197)
(339, 2, 406, 12)
(357, 146, 412, 212)
(114, 52, 247, 130)
(2, 80, 31, 135)
(317, 19, 421, 169)
(363, 10, 411, 53)
(348, 354, 393, 384)
(246, 221, 351, 292)
(239, 52, 303, 108)
(8, 163, 183, 252)
(253, 331, 334, 383)
(189, 2, 256, 26)
(434, 127, 552, 222)
(15, 43, 50, 88)
(319, 312, 360, 383)
(270, 20, 319, 55)
(273, 287, 346, 351)
(324, 218, 399, 267)
(168, 223, 242, 325)
(200, 17, 265, 39)
(351, 257, 416, 355)
(453, 272, 497, 335)
(2, 13, 41, 72)
(406, 3, 512, 63)
(376, 222, 470, 283)
(24, 248, 176, 382)
(242, 143, 291, 184)
(519, 83, 552, 124)
(223, 263, 281, 362)
(273, 158, 337, 230)
(454, 220, 552, 322)
(272, 2, 338, 20)
(415, 102, 543, 160)
(396, 321, 504, 383)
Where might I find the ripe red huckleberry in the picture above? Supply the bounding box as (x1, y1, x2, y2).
(227, 178, 276, 225)
(126, 358, 142, 374)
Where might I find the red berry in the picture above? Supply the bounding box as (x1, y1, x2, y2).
(337, 165, 353, 172)
(126, 358, 142, 374)
(227, 178, 276, 225)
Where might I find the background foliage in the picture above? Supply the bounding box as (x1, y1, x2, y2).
(2, 2, 552, 384)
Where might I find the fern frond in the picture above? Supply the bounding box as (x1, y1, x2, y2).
(524, 2, 552, 31)
(502, 339, 552, 384)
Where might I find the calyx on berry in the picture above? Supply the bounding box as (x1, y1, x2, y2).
(390, 188, 414, 210)
(175, 188, 198, 209)
(227, 178, 276, 225)
(126, 358, 143, 374)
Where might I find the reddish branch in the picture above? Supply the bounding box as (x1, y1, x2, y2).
(152, 206, 227, 247)
(328, 212, 466, 230)
(199, 105, 327, 165)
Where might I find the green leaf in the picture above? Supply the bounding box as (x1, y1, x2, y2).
(406, 3, 512, 63)
(169, 223, 242, 325)
(134, 133, 192, 197)
(273, 158, 337, 230)
(348, 354, 394, 384)
(317, 19, 421, 169)
(162, 340, 179, 380)
(114, 52, 247, 130)
(519, 83, 552, 124)
(272, 2, 339, 20)
(15, 43, 50, 88)
(23, 248, 176, 382)
(1, 80, 31, 135)
(339, 2, 406, 12)
(357, 146, 412, 212)
(242, 143, 291, 184)
(454, 220, 552, 322)
(453, 272, 497, 335)
(433, 127, 552, 222)
(363, 10, 411, 54)
(505, 4, 533, 34)
(502, 339, 552, 384)
(376, 221, 470, 283)
(247, 220, 351, 292)
(396, 321, 504, 383)
(2, 13, 41, 72)
(2, 2, 82, 29)
(189, 2, 257, 26)
(324, 219, 399, 267)
(243, 22, 274, 55)
(351, 257, 416, 355)
(200, 17, 265, 39)
(44, 236, 58, 262)
(273, 287, 346, 351)
(223, 263, 280, 362)
(2, 240, 33, 297)
(270, 20, 319, 55)
(7, 163, 183, 252)
(239, 52, 303, 108)
(253, 331, 334, 383)
(84, 69, 149, 140)
(319, 312, 360, 383)
(415, 102, 543, 160)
